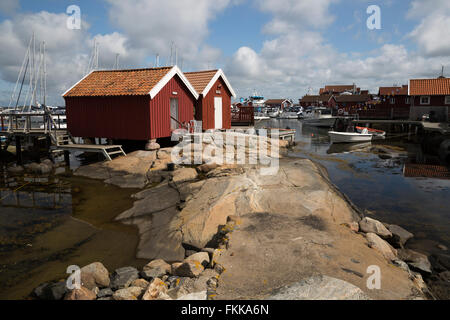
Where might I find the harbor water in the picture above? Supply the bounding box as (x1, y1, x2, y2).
(0, 159, 147, 299)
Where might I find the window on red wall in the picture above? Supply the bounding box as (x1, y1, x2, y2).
(420, 96, 430, 105)
(445, 96, 450, 104)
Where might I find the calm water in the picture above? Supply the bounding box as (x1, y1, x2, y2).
(0, 158, 147, 299)
(257, 119, 450, 254)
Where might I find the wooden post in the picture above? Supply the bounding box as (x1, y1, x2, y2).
(64, 150, 70, 168)
(33, 137, 40, 163)
(15, 136, 22, 165)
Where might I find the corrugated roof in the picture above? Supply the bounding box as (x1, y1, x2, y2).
(184, 70, 218, 94)
(379, 85, 408, 96)
(63, 67, 173, 97)
(409, 78, 450, 96)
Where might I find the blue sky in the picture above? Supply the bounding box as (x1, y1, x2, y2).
(0, 0, 449, 105)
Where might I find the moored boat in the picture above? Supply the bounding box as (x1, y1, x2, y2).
(328, 129, 373, 143)
(356, 126, 386, 136)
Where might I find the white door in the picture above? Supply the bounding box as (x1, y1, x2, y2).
(170, 98, 179, 130)
(214, 97, 222, 129)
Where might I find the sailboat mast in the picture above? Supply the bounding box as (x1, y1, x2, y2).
(43, 41, 46, 106)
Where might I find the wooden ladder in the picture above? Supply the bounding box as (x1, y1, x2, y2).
(102, 145, 127, 161)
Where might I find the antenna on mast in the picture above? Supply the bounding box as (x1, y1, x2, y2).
(439, 65, 445, 78)
(113, 53, 120, 70)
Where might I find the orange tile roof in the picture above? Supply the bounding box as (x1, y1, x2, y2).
(409, 78, 450, 96)
(63, 67, 173, 97)
(379, 85, 408, 96)
(184, 70, 218, 94)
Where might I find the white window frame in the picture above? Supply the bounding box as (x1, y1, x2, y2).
(445, 96, 450, 105)
(420, 96, 430, 105)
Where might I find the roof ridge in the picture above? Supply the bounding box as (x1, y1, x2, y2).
(184, 69, 218, 74)
(92, 66, 173, 73)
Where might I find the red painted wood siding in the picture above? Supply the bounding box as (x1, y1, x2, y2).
(412, 95, 449, 107)
(65, 95, 151, 140)
(149, 74, 196, 139)
(64, 74, 195, 140)
(195, 76, 232, 130)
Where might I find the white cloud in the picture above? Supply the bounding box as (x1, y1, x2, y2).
(225, 0, 450, 100)
(105, 0, 234, 69)
(0, 11, 134, 106)
(0, 0, 236, 105)
(407, 0, 450, 57)
(256, 0, 337, 32)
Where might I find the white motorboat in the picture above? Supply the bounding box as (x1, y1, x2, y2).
(254, 112, 270, 120)
(302, 107, 337, 127)
(269, 110, 280, 118)
(356, 126, 386, 137)
(277, 111, 299, 119)
(328, 128, 373, 143)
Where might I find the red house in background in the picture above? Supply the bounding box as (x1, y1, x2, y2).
(184, 69, 236, 130)
(378, 85, 410, 108)
(409, 78, 450, 107)
(63, 66, 199, 142)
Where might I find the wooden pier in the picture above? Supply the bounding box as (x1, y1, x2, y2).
(351, 119, 450, 135)
(0, 112, 126, 164)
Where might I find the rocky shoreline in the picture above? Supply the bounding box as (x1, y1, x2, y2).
(18, 133, 449, 300)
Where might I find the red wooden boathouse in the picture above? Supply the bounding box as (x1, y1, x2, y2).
(62, 66, 199, 142)
(184, 69, 236, 130)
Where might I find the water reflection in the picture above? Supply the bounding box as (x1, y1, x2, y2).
(0, 164, 145, 299)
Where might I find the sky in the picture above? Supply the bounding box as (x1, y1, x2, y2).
(0, 0, 449, 106)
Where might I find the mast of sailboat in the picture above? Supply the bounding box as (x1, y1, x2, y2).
(43, 41, 46, 106)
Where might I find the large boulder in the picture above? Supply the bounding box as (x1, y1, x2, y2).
(359, 217, 392, 239)
(172, 168, 198, 184)
(43, 282, 68, 300)
(116, 184, 180, 220)
(80, 262, 110, 290)
(64, 286, 97, 300)
(142, 278, 170, 300)
(97, 288, 114, 298)
(131, 279, 150, 289)
(112, 286, 145, 300)
(386, 224, 413, 247)
(267, 275, 370, 300)
(365, 233, 397, 261)
(173, 261, 204, 278)
(141, 259, 171, 279)
(110, 267, 139, 290)
(184, 252, 210, 268)
(398, 249, 432, 274)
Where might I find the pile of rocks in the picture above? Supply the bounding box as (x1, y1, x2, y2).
(74, 132, 290, 189)
(7, 159, 60, 175)
(32, 249, 226, 300)
(354, 216, 436, 296)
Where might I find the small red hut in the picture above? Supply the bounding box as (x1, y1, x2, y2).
(184, 69, 236, 130)
(63, 66, 198, 142)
